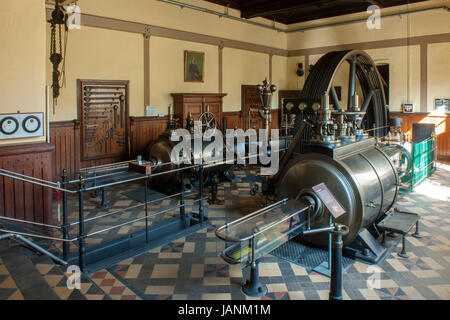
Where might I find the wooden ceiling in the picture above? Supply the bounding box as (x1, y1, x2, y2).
(203, 0, 427, 24)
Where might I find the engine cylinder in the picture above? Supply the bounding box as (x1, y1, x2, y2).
(276, 138, 398, 247)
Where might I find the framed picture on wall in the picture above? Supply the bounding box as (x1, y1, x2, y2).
(402, 103, 413, 113)
(184, 50, 205, 82)
(434, 98, 450, 112)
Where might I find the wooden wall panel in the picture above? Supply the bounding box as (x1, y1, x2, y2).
(391, 112, 450, 160)
(49, 117, 168, 180)
(223, 111, 243, 130)
(223, 110, 280, 131)
(50, 121, 80, 180)
(130, 116, 168, 157)
(49, 111, 285, 181)
(0, 143, 54, 235)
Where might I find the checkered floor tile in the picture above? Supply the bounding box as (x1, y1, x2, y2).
(0, 164, 449, 300)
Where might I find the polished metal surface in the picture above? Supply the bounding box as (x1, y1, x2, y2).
(275, 140, 398, 247)
(146, 136, 179, 188)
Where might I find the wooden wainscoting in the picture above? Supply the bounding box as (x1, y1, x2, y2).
(223, 111, 243, 129)
(390, 112, 450, 161)
(49, 116, 168, 180)
(130, 116, 168, 157)
(0, 142, 55, 234)
(223, 110, 280, 131)
(50, 120, 80, 180)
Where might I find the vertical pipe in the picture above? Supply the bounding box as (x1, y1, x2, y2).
(329, 226, 344, 300)
(78, 176, 86, 272)
(348, 56, 356, 110)
(144, 178, 149, 243)
(62, 169, 69, 261)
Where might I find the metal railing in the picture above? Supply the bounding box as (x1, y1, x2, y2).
(0, 146, 285, 271)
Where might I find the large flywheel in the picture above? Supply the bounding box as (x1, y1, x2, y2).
(293, 50, 389, 139)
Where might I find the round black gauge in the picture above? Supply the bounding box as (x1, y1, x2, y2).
(22, 115, 41, 133)
(0, 117, 19, 135)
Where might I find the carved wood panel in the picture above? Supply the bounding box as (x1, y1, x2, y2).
(78, 80, 129, 161)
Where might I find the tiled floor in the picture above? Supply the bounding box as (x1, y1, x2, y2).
(0, 163, 449, 300)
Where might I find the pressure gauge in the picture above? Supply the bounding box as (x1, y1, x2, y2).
(299, 102, 308, 111)
(312, 103, 321, 112)
(0, 117, 19, 135)
(285, 102, 294, 111)
(22, 115, 41, 133)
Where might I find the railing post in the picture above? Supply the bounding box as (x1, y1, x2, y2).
(199, 163, 204, 224)
(329, 224, 348, 301)
(144, 177, 149, 244)
(242, 236, 267, 297)
(180, 164, 185, 220)
(78, 175, 87, 272)
(61, 169, 69, 261)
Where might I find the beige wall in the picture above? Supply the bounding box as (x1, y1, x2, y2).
(75, 0, 287, 49)
(286, 57, 306, 91)
(222, 48, 269, 112)
(428, 42, 450, 110)
(286, 1, 450, 112)
(46, 26, 144, 121)
(149, 36, 219, 114)
(272, 55, 289, 109)
(286, 0, 449, 50)
(0, 0, 46, 145)
(42, 0, 450, 122)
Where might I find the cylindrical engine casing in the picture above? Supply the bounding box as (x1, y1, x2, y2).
(276, 138, 398, 247)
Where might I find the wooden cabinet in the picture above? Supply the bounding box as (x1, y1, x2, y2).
(171, 93, 227, 129)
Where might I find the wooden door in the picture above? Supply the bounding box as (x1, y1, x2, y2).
(242, 85, 263, 130)
(184, 102, 203, 127)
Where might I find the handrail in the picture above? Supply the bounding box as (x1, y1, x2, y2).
(0, 233, 68, 266)
(0, 170, 77, 194)
(85, 198, 203, 238)
(0, 216, 62, 230)
(69, 189, 198, 226)
(216, 199, 288, 243)
(0, 228, 77, 242)
(216, 199, 311, 243)
(0, 169, 59, 186)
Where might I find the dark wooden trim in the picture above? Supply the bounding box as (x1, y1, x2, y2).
(288, 33, 450, 57)
(46, 7, 450, 59)
(390, 112, 450, 116)
(269, 54, 273, 83)
(390, 112, 450, 160)
(420, 44, 428, 113)
(218, 44, 223, 93)
(0, 142, 55, 156)
(0, 142, 54, 235)
(144, 35, 150, 107)
(77, 79, 130, 162)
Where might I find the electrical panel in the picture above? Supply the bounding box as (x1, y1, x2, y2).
(0, 113, 44, 140)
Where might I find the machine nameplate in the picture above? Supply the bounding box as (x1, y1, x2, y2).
(312, 183, 346, 219)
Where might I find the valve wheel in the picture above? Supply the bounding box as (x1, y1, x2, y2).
(199, 111, 218, 139)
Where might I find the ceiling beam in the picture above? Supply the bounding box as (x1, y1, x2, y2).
(366, 0, 384, 7)
(200, 0, 241, 10)
(240, 0, 338, 19)
(58, 0, 77, 6)
(282, 3, 374, 24)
